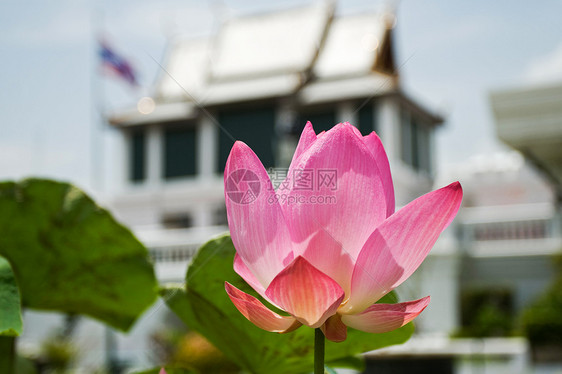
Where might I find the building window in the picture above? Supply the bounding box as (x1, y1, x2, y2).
(163, 125, 197, 179)
(400, 110, 413, 166)
(217, 107, 276, 172)
(358, 102, 378, 134)
(418, 124, 432, 175)
(366, 358, 454, 374)
(298, 109, 336, 134)
(162, 212, 193, 229)
(213, 206, 228, 226)
(400, 109, 432, 175)
(129, 129, 146, 182)
(410, 118, 420, 171)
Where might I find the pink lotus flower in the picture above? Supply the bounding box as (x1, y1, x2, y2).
(224, 122, 462, 342)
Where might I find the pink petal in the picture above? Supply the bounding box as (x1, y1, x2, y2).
(299, 229, 354, 297)
(288, 121, 317, 171)
(363, 132, 395, 217)
(322, 314, 347, 342)
(343, 182, 462, 314)
(224, 141, 294, 287)
(265, 256, 345, 328)
(159, 369, 167, 374)
(282, 123, 388, 287)
(234, 253, 288, 309)
(233, 253, 267, 299)
(341, 296, 430, 333)
(342, 121, 363, 138)
(225, 282, 302, 333)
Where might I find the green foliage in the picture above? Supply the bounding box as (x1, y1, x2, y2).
(14, 355, 38, 374)
(521, 253, 562, 347)
(0, 179, 158, 331)
(162, 233, 414, 374)
(325, 355, 365, 371)
(455, 287, 514, 338)
(171, 332, 240, 373)
(0, 337, 16, 372)
(132, 368, 195, 374)
(150, 312, 239, 373)
(0, 256, 23, 336)
(40, 334, 77, 372)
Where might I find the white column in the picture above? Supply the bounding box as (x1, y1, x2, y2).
(147, 124, 162, 188)
(429, 125, 436, 177)
(115, 129, 128, 193)
(410, 249, 460, 335)
(194, 204, 214, 227)
(378, 97, 400, 165)
(337, 101, 356, 126)
(198, 114, 217, 179)
(275, 100, 296, 134)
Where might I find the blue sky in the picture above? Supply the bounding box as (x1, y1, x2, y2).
(1, 0, 562, 195)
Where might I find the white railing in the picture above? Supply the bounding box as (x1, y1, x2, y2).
(148, 244, 199, 263)
(140, 225, 228, 264)
(469, 219, 550, 241)
(459, 203, 561, 257)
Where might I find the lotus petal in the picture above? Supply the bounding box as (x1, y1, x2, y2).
(225, 282, 301, 333)
(341, 296, 430, 333)
(265, 256, 345, 328)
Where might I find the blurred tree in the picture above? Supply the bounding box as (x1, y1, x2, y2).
(455, 287, 514, 338)
(521, 253, 562, 361)
(172, 332, 240, 373)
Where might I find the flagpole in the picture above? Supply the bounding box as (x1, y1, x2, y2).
(91, 8, 106, 198)
(92, 7, 119, 373)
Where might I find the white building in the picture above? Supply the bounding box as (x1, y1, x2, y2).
(107, 2, 441, 285)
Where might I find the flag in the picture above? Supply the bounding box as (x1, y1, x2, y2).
(99, 40, 138, 87)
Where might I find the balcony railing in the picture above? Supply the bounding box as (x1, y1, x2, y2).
(459, 203, 561, 257)
(471, 219, 549, 241)
(148, 244, 199, 263)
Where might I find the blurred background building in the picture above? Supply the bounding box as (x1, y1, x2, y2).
(107, 2, 441, 282)
(10, 1, 562, 373)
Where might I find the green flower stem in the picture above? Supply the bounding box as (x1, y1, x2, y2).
(314, 328, 325, 374)
(0, 336, 15, 373)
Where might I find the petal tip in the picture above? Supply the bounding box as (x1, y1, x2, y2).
(365, 130, 382, 141)
(224, 281, 235, 293)
(225, 141, 251, 168)
(225, 281, 300, 333)
(449, 181, 462, 192)
(444, 182, 463, 218)
(230, 140, 251, 155)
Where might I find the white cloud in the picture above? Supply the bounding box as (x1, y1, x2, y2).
(524, 42, 562, 84)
